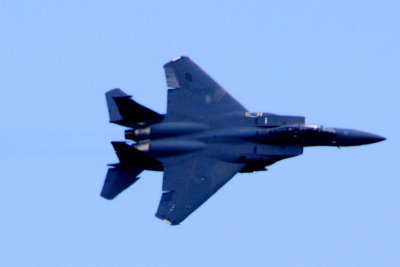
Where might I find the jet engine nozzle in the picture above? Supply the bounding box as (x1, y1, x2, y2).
(125, 122, 209, 141)
(125, 128, 151, 141)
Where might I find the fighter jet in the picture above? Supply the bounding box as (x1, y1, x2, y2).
(101, 56, 385, 225)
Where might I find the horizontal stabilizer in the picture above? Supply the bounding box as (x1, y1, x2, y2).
(101, 167, 142, 199)
(106, 88, 164, 128)
(111, 142, 161, 167)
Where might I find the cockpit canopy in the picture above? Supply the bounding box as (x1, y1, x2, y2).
(268, 125, 337, 138)
(300, 125, 336, 134)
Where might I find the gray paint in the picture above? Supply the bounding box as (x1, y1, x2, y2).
(102, 56, 385, 225)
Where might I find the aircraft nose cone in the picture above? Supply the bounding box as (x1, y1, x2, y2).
(337, 129, 386, 146)
(355, 131, 386, 144)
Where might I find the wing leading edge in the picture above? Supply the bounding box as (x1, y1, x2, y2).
(156, 155, 245, 225)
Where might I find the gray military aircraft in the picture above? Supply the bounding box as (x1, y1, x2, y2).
(101, 56, 385, 225)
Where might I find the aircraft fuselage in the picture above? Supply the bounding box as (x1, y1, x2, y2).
(102, 56, 385, 225)
(123, 113, 384, 172)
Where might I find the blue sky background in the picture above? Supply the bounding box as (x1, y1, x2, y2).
(1, 1, 399, 266)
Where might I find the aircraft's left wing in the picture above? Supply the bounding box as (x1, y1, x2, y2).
(156, 155, 244, 225)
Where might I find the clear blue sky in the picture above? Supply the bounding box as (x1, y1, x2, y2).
(1, 1, 399, 266)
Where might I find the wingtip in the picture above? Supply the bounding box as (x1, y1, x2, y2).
(105, 88, 131, 98)
(164, 220, 181, 226)
(172, 55, 190, 62)
(164, 56, 191, 67)
(163, 219, 173, 225)
(156, 213, 181, 225)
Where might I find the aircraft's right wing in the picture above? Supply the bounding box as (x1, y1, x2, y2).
(164, 56, 247, 123)
(156, 155, 245, 225)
